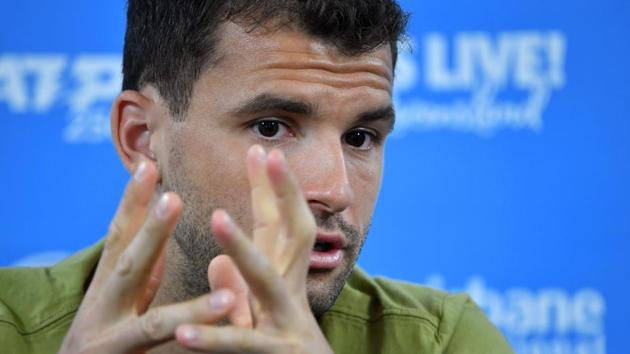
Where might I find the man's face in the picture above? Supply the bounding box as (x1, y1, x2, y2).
(154, 22, 394, 316)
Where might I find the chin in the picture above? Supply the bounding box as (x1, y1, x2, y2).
(306, 262, 354, 318)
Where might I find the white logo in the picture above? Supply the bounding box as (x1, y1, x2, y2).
(426, 274, 606, 354)
(394, 31, 567, 135)
(1, 33, 567, 143)
(0, 54, 121, 143)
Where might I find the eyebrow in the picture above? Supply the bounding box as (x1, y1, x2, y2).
(234, 94, 312, 116)
(233, 93, 395, 132)
(358, 105, 396, 133)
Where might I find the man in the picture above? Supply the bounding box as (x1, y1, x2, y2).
(0, 1, 513, 353)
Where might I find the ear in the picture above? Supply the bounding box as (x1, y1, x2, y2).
(111, 90, 157, 174)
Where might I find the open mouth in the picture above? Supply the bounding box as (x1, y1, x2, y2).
(313, 240, 335, 253)
(309, 233, 345, 269)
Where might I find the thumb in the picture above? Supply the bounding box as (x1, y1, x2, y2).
(208, 255, 253, 328)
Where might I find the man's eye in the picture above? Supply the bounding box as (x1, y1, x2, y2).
(252, 119, 291, 139)
(343, 130, 377, 150)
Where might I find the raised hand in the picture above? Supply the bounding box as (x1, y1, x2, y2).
(59, 159, 237, 353)
(174, 145, 334, 354)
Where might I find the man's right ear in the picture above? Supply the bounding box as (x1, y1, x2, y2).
(111, 90, 157, 174)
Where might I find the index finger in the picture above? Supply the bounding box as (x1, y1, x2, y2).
(95, 158, 158, 287)
(247, 145, 281, 260)
(266, 150, 316, 283)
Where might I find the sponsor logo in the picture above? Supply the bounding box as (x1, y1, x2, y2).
(0, 31, 608, 354)
(0, 31, 566, 142)
(426, 274, 606, 354)
(394, 31, 567, 135)
(0, 54, 120, 143)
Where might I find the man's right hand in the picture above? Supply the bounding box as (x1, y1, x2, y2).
(59, 159, 236, 353)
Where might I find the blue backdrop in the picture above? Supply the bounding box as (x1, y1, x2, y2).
(1, 1, 628, 353)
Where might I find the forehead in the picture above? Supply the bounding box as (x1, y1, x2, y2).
(212, 21, 394, 89)
(183, 21, 395, 128)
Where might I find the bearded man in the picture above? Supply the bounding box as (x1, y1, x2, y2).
(0, 1, 513, 353)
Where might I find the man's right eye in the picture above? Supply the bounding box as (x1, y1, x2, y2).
(251, 119, 294, 140)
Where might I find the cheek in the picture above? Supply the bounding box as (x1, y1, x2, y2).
(165, 127, 254, 229)
(348, 156, 383, 221)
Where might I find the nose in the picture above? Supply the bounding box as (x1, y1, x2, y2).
(301, 141, 354, 215)
(298, 139, 354, 215)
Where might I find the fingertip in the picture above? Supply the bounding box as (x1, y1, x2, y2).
(112, 158, 158, 229)
(266, 149, 285, 169)
(154, 192, 182, 220)
(134, 159, 149, 182)
(266, 149, 289, 190)
(133, 157, 157, 184)
(175, 324, 200, 345)
(167, 192, 184, 214)
(211, 210, 236, 245)
(208, 288, 235, 311)
(247, 144, 266, 160)
(246, 144, 267, 182)
(210, 209, 228, 228)
(208, 254, 230, 280)
(122, 158, 158, 209)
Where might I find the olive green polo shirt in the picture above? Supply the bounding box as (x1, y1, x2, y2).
(0, 242, 513, 353)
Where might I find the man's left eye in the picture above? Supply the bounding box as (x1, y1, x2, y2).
(343, 130, 377, 150)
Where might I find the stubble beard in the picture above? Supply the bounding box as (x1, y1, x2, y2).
(164, 147, 369, 318)
(170, 200, 368, 318)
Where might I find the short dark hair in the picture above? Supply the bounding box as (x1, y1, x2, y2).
(122, 0, 409, 118)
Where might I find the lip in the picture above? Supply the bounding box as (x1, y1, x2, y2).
(309, 232, 347, 270)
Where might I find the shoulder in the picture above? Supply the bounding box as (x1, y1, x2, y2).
(0, 241, 103, 353)
(322, 267, 513, 354)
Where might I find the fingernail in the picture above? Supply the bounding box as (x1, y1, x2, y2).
(134, 160, 148, 182)
(180, 325, 199, 342)
(275, 150, 288, 173)
(155, 194, 170, 219)
(252, 144, 265, 157)
(209, 289, 233, 310)
(219, 211, 236, 233)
